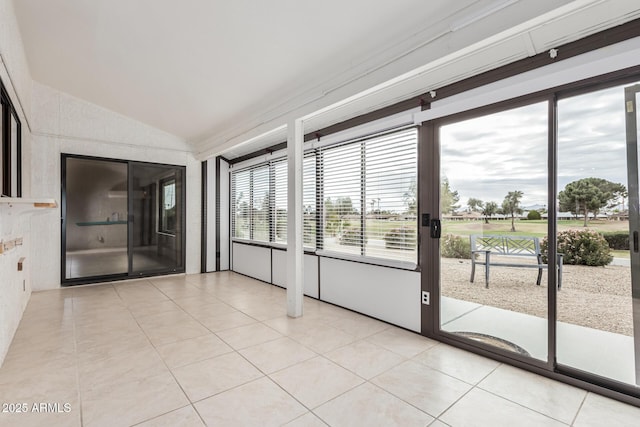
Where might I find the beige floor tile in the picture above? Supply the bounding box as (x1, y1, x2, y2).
(479, 364, 586, 424)
(239, 304, 287, 321)
(328, 315, 391, 339)
(366, 326, 439, 358)
(141, 320, 211, 347)
(128, 300, 186, 319)
(216, 323, 282, 350)
(172, 352, 263, 402)
(75, 326, 149, 354)
(156, 334, 233, 369)
(135, 405, 204, 427)
(282, 412, 329, 427)
(413, 343, 500, 384)
(197, 311, 257, 332)
(81, 371, 188, 427)
(270, 356, 364, 408)
(315, 382, 434, 427)
(136, 310, 196, 329)
(440, 388, 566, 427)
(239, 337, 317, 374)
(429, 420, 452, 427)
(263, 315, 327, 336)
(573, 392, 640, 426)
(0, 357, 77, 404)
(78, 344, 168, 392)
(181, 302, 238, 320)
(173, 295, 225, 310)
(194, 377, 307, 426)
(372, 360, 472, 417)
(325, 340, 405, 379)
(290, 324, 356, 354)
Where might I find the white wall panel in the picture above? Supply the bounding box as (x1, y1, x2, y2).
(272, 250, 319, 298)
(320, 257, 421, 332)
(232, 242, 271, 283)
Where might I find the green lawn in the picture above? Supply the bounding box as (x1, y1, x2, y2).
(442, 219, 629, 238)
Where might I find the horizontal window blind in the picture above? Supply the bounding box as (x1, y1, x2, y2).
(230, 126, 417, 266)
(319, 128, 417, 263)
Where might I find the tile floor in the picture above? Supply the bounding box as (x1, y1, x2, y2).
(1, 272, 640, 426)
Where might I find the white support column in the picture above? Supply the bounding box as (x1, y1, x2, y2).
(286, 119, 304, 317)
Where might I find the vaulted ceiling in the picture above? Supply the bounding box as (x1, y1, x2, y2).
(12, 1, 640, 159)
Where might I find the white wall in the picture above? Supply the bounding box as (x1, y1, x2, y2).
(320, 258, 421, 332)
(0, 0, 34, 366)
(231, 242, 271, 283)
(29, 82, 199, 290)
(271, 250, 319, 298)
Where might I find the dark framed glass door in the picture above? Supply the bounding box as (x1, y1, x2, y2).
(61, 155, 186, 285)
(419, 76, 640, 400)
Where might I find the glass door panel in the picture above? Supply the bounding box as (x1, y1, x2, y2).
(438, 101, 549, 361)
(64, 157, 128, 279)
(555, 82, 639, 386)
(130, 163, 185, 274)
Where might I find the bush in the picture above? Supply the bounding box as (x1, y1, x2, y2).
(441, 234, 471, 259)
(541, 229, 612, 266)
(527, 210, 541, 220)
(384, 227, 417, 250)
(339, 228, 365, 246)
(602, 232, 629, 250)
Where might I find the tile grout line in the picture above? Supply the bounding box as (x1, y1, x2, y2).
(119, 280, 210, 426)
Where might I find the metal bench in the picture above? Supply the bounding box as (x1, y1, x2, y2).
(469, 234, 563, 289)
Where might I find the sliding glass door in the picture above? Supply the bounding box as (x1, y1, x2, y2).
(422, 77, 640, 397)
(130, 162, 185, 274)
(435, 100, 550, 363)
(63, 157, 129, 279)
(62, 155, 185, 284)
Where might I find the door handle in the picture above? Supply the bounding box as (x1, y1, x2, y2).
(430, 219, 442, 239)
(634, 231, 639, 253)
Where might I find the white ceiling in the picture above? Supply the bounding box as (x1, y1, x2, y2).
(13, 0, 476, 143)
(13, 0, 640, 160)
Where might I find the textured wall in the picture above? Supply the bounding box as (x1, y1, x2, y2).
(0, 0, 34, 367)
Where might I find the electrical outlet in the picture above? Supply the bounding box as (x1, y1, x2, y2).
(421, 291, 430, 305)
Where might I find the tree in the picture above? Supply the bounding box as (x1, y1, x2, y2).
(441, 177, 460, 215)
(558, 177, 626, 227)
(502, 191, 523, 232)
(482, 201, 498, 224)
(403, 179, 417, 215)
(467, 198, 484, 212)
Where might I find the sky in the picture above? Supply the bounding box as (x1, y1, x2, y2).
(440, 81, 638, 211)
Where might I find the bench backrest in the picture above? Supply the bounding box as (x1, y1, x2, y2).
(470, 234, 541, 257)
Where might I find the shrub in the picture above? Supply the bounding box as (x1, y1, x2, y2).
(541, 229, 612, 266)
(339, 228, 365, 246)
(384, 227, 417, 250)
(441, 234, 471, 259)
(602, 232, 629, 250)
(527, 210, 541, 220)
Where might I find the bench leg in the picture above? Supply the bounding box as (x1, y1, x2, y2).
(470, 260, 476, 283)
(484, 252, 490, 288)
(536, 267, 542, 286)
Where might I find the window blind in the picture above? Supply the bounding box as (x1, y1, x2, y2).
(319, 128, 418, 263)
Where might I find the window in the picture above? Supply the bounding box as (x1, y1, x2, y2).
(159, 177, 176, 234)
(320, 128, 418, 263)
(231, 156, 317, 247)
(230, 165, 270, 242)
(1, 81, 21, 197)
(230, 127, 417, 266)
